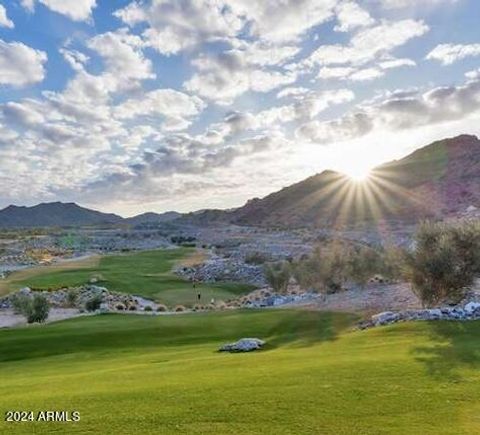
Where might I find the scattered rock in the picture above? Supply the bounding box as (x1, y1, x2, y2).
(363, 301, 480, 329)
(219, 338, 265, 352)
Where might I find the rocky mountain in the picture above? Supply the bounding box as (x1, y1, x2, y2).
(124, 211, 182, 226)
(0, 202, 123, 229)
(226, 134, 480, 228)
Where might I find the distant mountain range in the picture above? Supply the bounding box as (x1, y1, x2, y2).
(0, 203, 180, 229)
(0, 134, 478, 229)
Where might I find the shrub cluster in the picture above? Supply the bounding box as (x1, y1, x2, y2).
(405, 220, 480, 307)
(292, 242, 404, 294)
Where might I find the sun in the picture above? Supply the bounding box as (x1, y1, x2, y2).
(343, 166, 372, 181)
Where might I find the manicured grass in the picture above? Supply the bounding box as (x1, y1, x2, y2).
(1, 310, 480, 434)
(3, 249, 255, 306)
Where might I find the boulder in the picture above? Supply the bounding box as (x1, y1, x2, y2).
(371, 311, 398, 325)
(219, 338, 265, 352)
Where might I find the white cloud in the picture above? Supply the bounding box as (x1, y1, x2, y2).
(334, 1, 374, 32)
(349, 67, 384, 81)
(277, 87, 310, 99)
(466, 69, 480, 80)
(426, 43, 480, 65)
(184, 51, 297, 105)
(115, 89, 206, 131)
(379, 58, 416, 69)
(226, 0, 337, 43)
(87, 29, 155, 90)
(60, 48, 89, 71)
(23, 0, 97, 21)
(296, 77, 480, 144)
(377, 0, 458, 9)
(304, 19, 428, 76)
(115, 0, 244, 55)
(0, 40, 47, 87)
(317, 59, 414, 81)
(0, 4, 14, 28)
(115, 0, 338, 55)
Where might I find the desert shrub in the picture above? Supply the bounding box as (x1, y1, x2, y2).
(27, 294, 50, 323)
(293, 245, 349, 293)
(156, 304, 168, 312)
(293, 242, 396, 293)
(346, 246, 380, 288)
(175, 305, 186, 312)
(143, 306, 153, 312)
(264, 261, 291, 293)
(66, 289, 78, 308)
(11, 293, 31, 315)
(378, 245, 407, 282)
(11, 293, 50, 323)
(245, 252, 269, 265)
(405, 220, 480, 307)
(85, 295, 102, 312)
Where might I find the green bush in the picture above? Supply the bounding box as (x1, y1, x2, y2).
(85, 295, 102, 312)
(66, 289, 78, 308)
(27, 294, 50, 323)
(11, 293, 50, 323)
(405, 220, 480, 307)
(264, 262, 291, 293)
(293, 245, 349, 293)
(11, 293, 32, 315)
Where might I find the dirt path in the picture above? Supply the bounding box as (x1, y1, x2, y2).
(0, 308, 92, 329)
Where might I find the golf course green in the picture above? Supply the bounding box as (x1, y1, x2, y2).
(1, 310, 479, 434)
(1, 249, 254, 306)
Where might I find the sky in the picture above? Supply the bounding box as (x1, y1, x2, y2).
(0, 0, 479, 216)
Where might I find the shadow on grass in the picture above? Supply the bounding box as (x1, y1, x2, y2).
(265, 310, 358, 350)
(413, 321, 480, 380)
(0, 310, 358, 363)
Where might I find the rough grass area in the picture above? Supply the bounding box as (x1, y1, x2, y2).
(1, 249, 254, 306)
(1, 310, 480, 434)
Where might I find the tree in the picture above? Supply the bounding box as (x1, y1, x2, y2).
(405, 220, 480, 307)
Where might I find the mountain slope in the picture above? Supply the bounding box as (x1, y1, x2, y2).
(227, 134, 480, 228)
(124, 211, 181, 226)
(0, 202, 123, 228)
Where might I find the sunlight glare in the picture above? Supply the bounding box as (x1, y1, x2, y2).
(343, 166, 372, 182)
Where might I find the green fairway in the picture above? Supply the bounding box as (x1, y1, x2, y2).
(1, 310, 480, 434)
(3, 249, 255, 306)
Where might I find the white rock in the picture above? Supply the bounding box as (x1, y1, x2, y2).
(371, 311, 397, 325)
(219, 338, 265, 352)
(464, 302, 480, 314)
